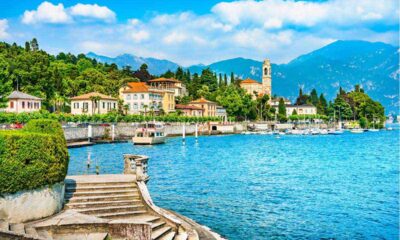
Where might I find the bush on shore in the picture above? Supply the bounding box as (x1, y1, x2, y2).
(0, 111, 222, 124)
(0, 119, 69, 195)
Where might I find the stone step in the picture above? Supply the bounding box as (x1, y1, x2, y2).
(65, 194, 140, 203)
(95, 210, 148, 219)
(65, 184, 136, 192)
(65, 181, 135, 188)
(75, 204, 146, 215)
(10, 223, 25, 234)
(151, 220, 167, 231)
(37, 230, 53, 240)
(0, 219, 9, 231)
(65, 199, 143, 209)
(152, 226, 173, 240)
(65, 189, 139, 198)
(25, 227, 40, 238)
(159, 231, 176, 240)
(128, 215, 161, 223)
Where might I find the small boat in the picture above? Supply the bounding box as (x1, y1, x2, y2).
(387, 127, 393, 131)
(350, 129, 364, 134)
(320, 129, 328, 135)
(367, 129, 379, 132)
(132, 122, 166, 145)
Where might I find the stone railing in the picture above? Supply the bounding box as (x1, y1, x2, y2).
(123, 154, 149, 182)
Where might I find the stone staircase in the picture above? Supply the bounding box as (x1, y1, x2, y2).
(0, 219, 50, 240)
(64, 175, 181, 240)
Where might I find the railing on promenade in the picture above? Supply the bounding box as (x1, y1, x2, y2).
(123, 154, 149, 182)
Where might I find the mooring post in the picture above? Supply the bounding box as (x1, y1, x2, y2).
(111, 124, 115, 141)
(88, 124, 93, 142)
(195, 123, 198, 142)
(182, 124, 186, 144)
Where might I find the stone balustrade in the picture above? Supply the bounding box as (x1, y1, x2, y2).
(123, 154, 149, 182)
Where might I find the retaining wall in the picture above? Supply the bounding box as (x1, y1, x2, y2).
(0, 182, 64, 223)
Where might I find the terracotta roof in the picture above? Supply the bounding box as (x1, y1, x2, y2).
(240, 78, 261, 84)
(176, 104, 204, 110)
(190, 97, 216, 104)
(70, 92, 117, 101)
(123, 82, 150, 93)
(8, 91, 42, 100)
(148, 78, 181, 83)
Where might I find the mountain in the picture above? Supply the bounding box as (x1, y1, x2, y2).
(86, 52, 179, 75)
(87, 40, 399, 113)
(188, 41, 399, 114)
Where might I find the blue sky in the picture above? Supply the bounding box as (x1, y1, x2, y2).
(0, 0, 398, 66)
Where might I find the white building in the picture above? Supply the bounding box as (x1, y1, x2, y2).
(216, 106, 228, 122)
(270, 98, 291, 108)
(286, 104, 317, 116)
(119, 82, 163, 115)
(1, 91, 42, 113)
(70, 92, 118, 115)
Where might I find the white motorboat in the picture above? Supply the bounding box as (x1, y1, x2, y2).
(367, 129, 379, 132)
(350, 129, 364, 134)
(132, 122, 166, 145)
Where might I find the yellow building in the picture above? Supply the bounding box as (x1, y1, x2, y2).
(239, 78, 263, 99)
(189, 97, 217, 117)
(239, 58, 272, 98)
(119, 82, 175, 114)
(148, 78, 187, 97)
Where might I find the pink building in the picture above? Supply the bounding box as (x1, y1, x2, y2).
(1, 91, 42, 113)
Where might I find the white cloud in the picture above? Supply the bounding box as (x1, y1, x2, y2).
(69, 4, 116, 22)
(0, 19, 9, 39)
(22, 2, 116, 25)
(127, 18, 140, 26)
(22, 1, 71, 24)
(131, 30, 149, 43)
(212, 0, 399, 29)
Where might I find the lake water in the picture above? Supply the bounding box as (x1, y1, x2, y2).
(68, 130, 399, 240)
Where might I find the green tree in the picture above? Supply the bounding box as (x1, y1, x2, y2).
(309, 88, 319, 106)
(278, 98, 287, 122)
(0, 55, 12, 108)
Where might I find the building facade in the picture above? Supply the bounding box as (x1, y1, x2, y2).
(175, 104, 204, 117)
(1, 91, 42, 113)
(119, 82, 164, 115)
(189, 97, 217, 117)
(286, 104, 317, 116)
(239, 78, 263, 99)
(240, 58, 272, 98)
(270, 98, 291, 108)
(216, 106, 228, 122)
(148, 78, 187, 98)
(70, 92, 117, 115)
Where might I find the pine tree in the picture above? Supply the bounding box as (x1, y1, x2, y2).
(25, 42, 31, 52)
(230, 72, 235, 85)
(317, 94, 328, 115)
(224, 74, 228, 86)
(30, 38, 39, 51)
(309, 88, 319, 106)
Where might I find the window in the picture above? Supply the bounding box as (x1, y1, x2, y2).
(264, 67, 268, 76)
(113, 103, 116, 109)
(141, 94, 145, 99)
(10, 101, 14, 108)
(83, 102, 88, 110)
(133, 94, 138, 99)
(126, 94, 131, 100)
(22, 101, 25, 109)
(134, 103, 138, 109)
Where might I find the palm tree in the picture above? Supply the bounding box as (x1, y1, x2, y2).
(123, 104, 129, 115)
(143, 104, 148, 116)
(90, 95, 101, 115)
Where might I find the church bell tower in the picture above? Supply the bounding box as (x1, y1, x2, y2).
(262, 59, 271, 96)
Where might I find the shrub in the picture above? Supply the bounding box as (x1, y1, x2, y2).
(0, 119, 69, 195)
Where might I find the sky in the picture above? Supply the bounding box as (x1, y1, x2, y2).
(0, 0, 398, 66)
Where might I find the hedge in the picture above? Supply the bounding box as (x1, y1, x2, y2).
(0, 119, 69, 195)
(0, 111, 222, 124)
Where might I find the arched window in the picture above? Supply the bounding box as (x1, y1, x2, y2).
(264, 67, 269, 76)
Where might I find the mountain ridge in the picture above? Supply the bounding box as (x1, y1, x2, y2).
(86, 40, 399, 113)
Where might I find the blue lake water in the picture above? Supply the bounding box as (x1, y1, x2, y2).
(68, 130, 399, 240)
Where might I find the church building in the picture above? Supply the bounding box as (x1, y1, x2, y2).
(240, 59, 272, 99)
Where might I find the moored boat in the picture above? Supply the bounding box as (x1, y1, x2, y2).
(132, 122, 166, 145)
(350, 128, 364, 134)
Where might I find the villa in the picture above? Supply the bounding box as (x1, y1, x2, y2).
(175, 104, 204, 117)
(148, 77, 187, 97)
(270, 97, 291, 107)
(189, 97, 217, 117)
(216, 106, 228, 122)
(119, 82, 175, 115)
(0, 90, 42, 113)
(239, 78, 263, 99)
(70, 92, 118, 115)
(286, 104, 317, 116)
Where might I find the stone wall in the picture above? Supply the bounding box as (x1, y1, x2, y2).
(0, 182, 64, 223)
(64, 123, 244, 142)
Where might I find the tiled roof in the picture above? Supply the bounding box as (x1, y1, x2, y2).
(176, 104, 204, 110)
(148, 78, 181, 83)
(240, 78, 261, 84)
(123, 82, 150, 93)
(70, 92, 117, 101)
(190, 97, 216, 104)
(8, 91, 42, 100)
(286, 104, 316, 108)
